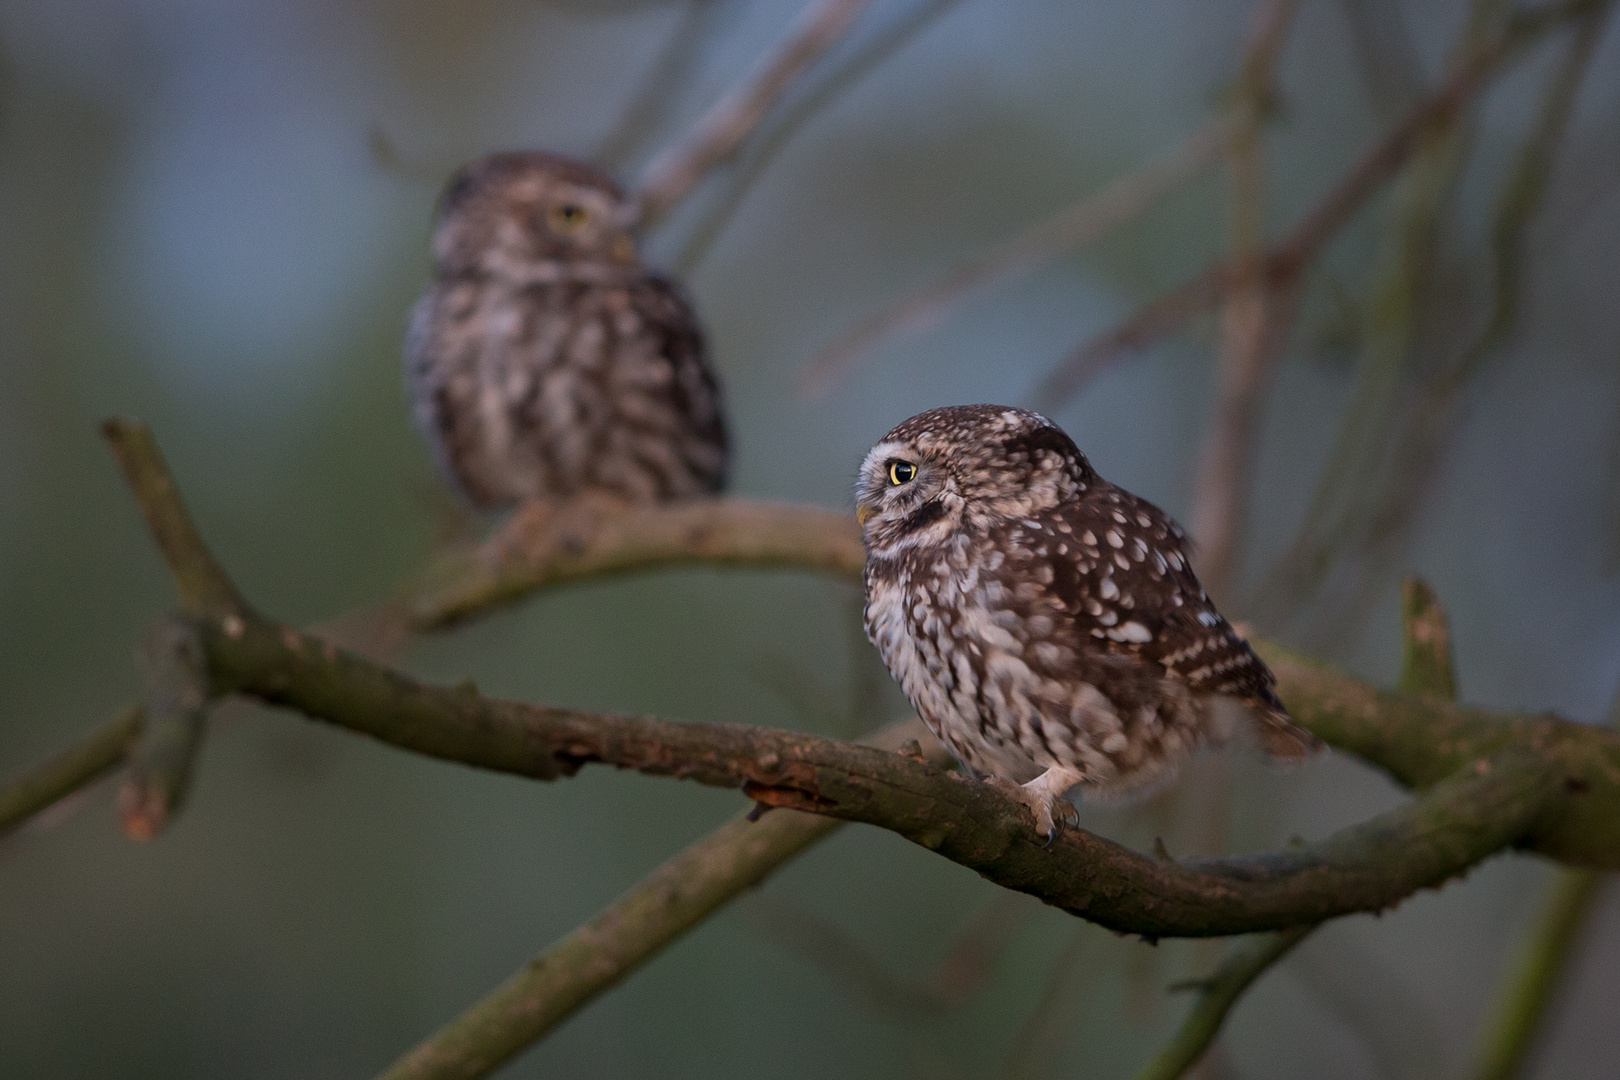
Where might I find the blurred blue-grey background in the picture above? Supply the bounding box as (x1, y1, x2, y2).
(2, 0, 1618, 1076)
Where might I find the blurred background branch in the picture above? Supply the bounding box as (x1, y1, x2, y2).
(1257, 0, 1614, 637)
(1034, 0, 1599, 411)
(668, 0, 973, 273)
(635, 0, 877, 223)
(1185, 0, 1300, 602)
(796, 117, 1234, 397)
(1130, 925, 1314, 1080)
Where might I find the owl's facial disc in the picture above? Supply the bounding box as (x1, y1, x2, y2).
(855, 440, 958, 551)
(520, 181, 634, 263)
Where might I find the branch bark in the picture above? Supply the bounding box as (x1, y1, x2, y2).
(118, 617, 214, 840)
(184, 603, 1602, 935)
(0, 707, 141, 837)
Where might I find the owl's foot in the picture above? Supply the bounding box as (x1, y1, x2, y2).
(988, 767, 1084, 841)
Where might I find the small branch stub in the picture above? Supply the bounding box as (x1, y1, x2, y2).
(1399, 576, 1457, 700)
(119, 616, 214, 840)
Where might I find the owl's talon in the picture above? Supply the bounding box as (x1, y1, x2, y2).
(985, 773, 1079, 843)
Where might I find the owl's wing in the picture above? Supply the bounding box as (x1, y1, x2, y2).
(630, 275, 729, 493)
(1029, 487, 1322, 759)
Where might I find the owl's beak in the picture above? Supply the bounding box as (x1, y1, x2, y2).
(610, 234, 637, 264)
(856, 504, 874, 526)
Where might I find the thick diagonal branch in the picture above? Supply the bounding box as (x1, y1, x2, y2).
(175, 607, 1590, 938)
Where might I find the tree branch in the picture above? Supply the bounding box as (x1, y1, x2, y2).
(86, 438, 1597, 880)
(101, 418, 248, 620)
(170, 599, 1597, 936)
(0, 707, 141, 837)
(407, 497, 864, 629)
(634, 0, 875, 224)
(1466, 672, 1619, 1080)
(1124, 579, 1461, 1077)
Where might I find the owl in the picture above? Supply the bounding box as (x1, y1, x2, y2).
(405, 151, 728, 509)
(857, 405, 1321, 839)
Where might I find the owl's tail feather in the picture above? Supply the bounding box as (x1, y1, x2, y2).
(1253, 706, 1326, 762)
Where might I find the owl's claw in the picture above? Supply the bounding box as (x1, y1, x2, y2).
(987, 768, 1083, 843)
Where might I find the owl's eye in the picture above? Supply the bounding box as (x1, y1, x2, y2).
(548, 203, 590, 233)
(888, 461, 917, 485)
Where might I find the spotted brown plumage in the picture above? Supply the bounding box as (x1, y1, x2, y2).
(857, 404, 1320, 837)
(405, 151, 728, 508)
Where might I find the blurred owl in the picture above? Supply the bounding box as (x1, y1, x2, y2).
(405, 151, 728, 509)
(857, 404, 1321, 838)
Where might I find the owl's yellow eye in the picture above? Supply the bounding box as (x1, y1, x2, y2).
(888, 461, 917, 485)
(549, 203, 590, 233)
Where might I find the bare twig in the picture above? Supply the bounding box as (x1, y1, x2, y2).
(101, 418, 247, 620)
(1130, 926, 1315, 1080)
(595, 0, 735, 170)
(635, 0, 876, 224)
(669, 0, 971, 274)
(378, 716, 943, 1080)
(1032, 266, 1231, 408)
(0, 707, 141, 837)
(796, 117, 1234, 397)
(1186, 0, 1302, 601)
(1033, 0, 1592, 410)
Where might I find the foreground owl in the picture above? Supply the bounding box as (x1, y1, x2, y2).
(405, 151, 728, 508)
(858, 405, 1321, 838)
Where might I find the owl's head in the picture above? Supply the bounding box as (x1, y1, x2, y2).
(429, 151, 638, 278)
(855, 405, 1094, 552)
